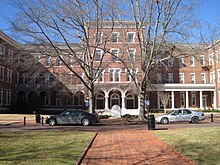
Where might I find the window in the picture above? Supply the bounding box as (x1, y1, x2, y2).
(111, 33, 118, 43)
(210, 72, 214, 83)
(132, 69, 137, 81)
(191, 92, 196, 106)
(209, 54, 214, 66)
(111, 49, 119, 62)
(0, 89, 3, 105)
(115, 69, 120, 82)
(179, 73, 184, 83)
(180, 92, 185, 106)
(190, 73, 195, 84)
(190, 56, 195, 67)
(7, 50, 13, 62)
(67, 56, 73, 66)
(179, 56, 184, 67)
(127, 33, 135, 43)
(0, 66, 4, 81)
(126, 94, 135, 109)
(95, 32, 102, 44)
(5, 90, 11, 105)
(33, 76, 38, 85)
(157, 73, 162, 84)
(109, 69, 114, 82)
(157, 55, 161, 68)
(55, 57, 62, 66)
(201, 73, 206, 84)
(199, 55, 205, 66)
(126, 69, 130, 81)
(67, 74, 73, 85)
(128, 49, 135, 61)
(96, 94, 104, 109)
(6, 69, 12, 83)
(95, 50, 102, 61)
(45, 56, 51, 67)
(0, 45, 6, 59)
(45, 73, 51, 84)
(98, 71, 104, 82)
(168, 73, 173, 83)
(168, 57, 173, 67)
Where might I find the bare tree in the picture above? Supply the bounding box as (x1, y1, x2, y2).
(10, 0, 121, 113)
(113, 0, 200, 120)
(160, 92, 170, 113)
(199, 22, 220, 110)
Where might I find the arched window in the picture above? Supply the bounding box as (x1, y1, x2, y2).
(126, 94, 135, 109)
(96, 94, 104, 109)
(111, 93, 120, 108)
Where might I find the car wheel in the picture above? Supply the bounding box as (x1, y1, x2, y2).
(81, 118, 90, 126)
(161, 117, 169, 124)
(49, 118, 56, 126)
(191, 116, 199, 124)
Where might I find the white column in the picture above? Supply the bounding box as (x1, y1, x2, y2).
(171, 91, 175, 109)
(214, 91, 217, 109)
(157, 91, 161, 109)
(121, 94, 126, 116)
(200, 91, 203, 109)
(186, 91, 189, 108)
(104, 93, 109, 111)
(138, 96, 141, 110)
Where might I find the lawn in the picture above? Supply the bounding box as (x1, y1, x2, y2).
(0, 130, 94, 165)
(153, 127, 220, 165)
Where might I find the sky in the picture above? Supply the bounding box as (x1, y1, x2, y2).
(0, 0, 220, 41)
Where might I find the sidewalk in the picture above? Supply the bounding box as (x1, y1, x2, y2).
(80, 130, 195, 165)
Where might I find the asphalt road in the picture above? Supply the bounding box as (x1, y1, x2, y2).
(0, 118, 219, 132)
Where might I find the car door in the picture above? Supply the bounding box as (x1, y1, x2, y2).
(70, 111, 80, 124)
(181, 109, 192, 122)
(169, 110, 182, 122)
(57, 111, 72, 124)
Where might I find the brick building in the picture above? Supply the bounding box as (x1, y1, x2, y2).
(2, 22, 220, 115)
(0, 31, 18, 112)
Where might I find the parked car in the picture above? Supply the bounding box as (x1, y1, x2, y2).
(45, 110, 99, 126)
(155, 109, 205, 124)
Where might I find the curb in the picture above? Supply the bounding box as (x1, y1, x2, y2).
(76, 132, 98, 165)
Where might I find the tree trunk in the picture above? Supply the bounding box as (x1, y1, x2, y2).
(88, 82, 95, 113)
(139, 91, 146, 121)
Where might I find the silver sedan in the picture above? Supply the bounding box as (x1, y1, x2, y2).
(155, 109, 205, 124)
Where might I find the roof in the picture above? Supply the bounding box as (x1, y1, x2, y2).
(0, 31, 19, 48)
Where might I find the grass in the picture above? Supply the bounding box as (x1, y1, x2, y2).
(153, 127, 220, 165)
(0, 130, 94, 165)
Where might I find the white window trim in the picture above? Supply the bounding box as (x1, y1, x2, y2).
(190, 56, 195, 67)
(94, 49, 103, 62)
(94, 31, 103, 44)
(168, 57, 174, 67)
(179, 56, 184, 67)
(168, 73, 173, 83)
(128, 48, 136, 61)
(115, 68, 121, 82)
(127, 32, 135, 43)
(180, 92, 185, 106)
(111, 32, 119, 43)
(190, 73, 196, 84)
(110, 48, 119, 61)
(109, 68, 115, 82)
(191, 92, 196, 106)
(45, 56, 51, 67)
(201, 73, 206, 84)
(199, 55, 205, 66)
(179, 73, 185, 83)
